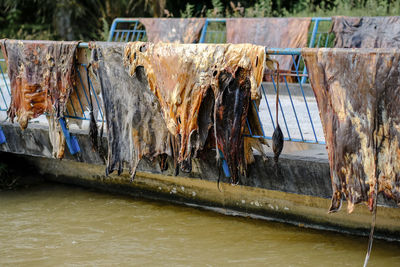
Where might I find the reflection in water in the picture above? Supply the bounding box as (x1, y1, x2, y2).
(1, 183, 400, 266)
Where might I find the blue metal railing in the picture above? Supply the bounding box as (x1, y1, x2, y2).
(199, 18, 226, 43)
(107, 17, 332, 86)
(108, 17, 333, 47)
(0, 18, 329, 147)
(240, 49, 323, 145)
(0, 58, 10, 112)
(301, 17, 333, 83)
(308, 18, 334, 48)
(0, 57, 8, 144)
(108, 19, 147, 42)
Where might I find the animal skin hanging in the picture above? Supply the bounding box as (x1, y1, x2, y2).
(124, 42, 269, 183)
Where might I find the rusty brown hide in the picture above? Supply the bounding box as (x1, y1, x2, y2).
(90, 42, 172, 179)
(124, 42, 266, 182)
(226, 18, 311, 76)
(0, 39, 79, 129)
(139, 18, 206, 43)
(303, 48, 400, 213)
(331, 16, 400, 48)
(1, 39, 79, 159)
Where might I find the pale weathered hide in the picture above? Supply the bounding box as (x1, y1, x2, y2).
(331, 16, 400, 48)
(303, 48, 400, 213)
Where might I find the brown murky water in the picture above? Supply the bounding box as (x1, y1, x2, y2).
(1, 183, 400, 266)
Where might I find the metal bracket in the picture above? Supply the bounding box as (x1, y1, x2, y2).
(0, 125, 6, 144)
(59, 118, 80, 155)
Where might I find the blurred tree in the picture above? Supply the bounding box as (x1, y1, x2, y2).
(0, 0, 399, 41)
(0, 0, 168, 40)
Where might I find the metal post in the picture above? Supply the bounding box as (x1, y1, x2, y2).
(59, 118, 80, 155)
(0, 126, 6, 144)
(108, 19, 119, 42)
(219, 150, 231, 178)
(301, 18, 321, 84)
(199, 19, 210, 43)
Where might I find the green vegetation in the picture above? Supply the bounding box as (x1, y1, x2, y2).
(0, 0, 399, 41)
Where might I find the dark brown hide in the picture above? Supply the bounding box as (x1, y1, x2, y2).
(216, 68, 251, 183)
(226, 18, 311, 75)
(303, 48, 400, 213)
(124, 42, 266, 180)
(0, 39, 79, 129)
(139, 18, 206, 43)
(90, 42, 171, 179)
(331, 16, 400, 48)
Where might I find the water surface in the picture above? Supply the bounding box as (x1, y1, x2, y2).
(1, 183, 400, 266)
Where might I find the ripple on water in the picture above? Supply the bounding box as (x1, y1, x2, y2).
(0, 183, 400, 266)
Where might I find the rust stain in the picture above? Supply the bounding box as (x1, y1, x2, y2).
(303, 48, 400, 213)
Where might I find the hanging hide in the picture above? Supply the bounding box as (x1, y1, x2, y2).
(331, 16, 400, 48)
(124, 42, 267, 183)
(226, 17, 311, 81)
(90, 42, 172, 179)
(303, 48, 400, 213)
(0, 40, 79, 128)
(139, 18, 206, 43)
(215, 68, 251, 181)
(0, 39, 79, 159)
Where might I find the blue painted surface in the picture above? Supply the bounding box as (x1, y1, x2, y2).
(0, 126, 6, 144)
(219, 150, 231, 178)
(59, 118, 81, 155)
